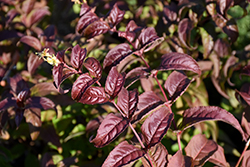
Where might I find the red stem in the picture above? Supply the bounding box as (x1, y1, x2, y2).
(177, 131, 182, 151)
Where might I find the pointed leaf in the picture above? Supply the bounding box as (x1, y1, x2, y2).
(76, 11, 99, 34)
(241, 65, 250, 77)
(117, 87, 138, 118)
(71, 73, 96, 101)
(30, 82, 61, 96)
(131, 91, 163, 124)
(102, 141, 145, 167)
(79, 3, 91, 16)
(27, 53, 43, 74)
(53, 63, 63, 88)
(84, 20, 110, 39)
(79, 87, 109, 105)
(28, 8, 51, 27)
(167, 150, 193, 167)
(241, 107, 250, 138)
(20, 35, 42, 51)
(83, 57, 102, 79)
(125, 67, 150, 88)
(15, 108, 24, 127)
(178, 18, 194, 48)
(22, 0, 35, 14)
(214, 38, 230, 58)
(185, 134, 218, 166)
(0, 97, 17, 112)
(141, 106, 174, 147)
(8, 74, 28, 94)
(108, 3, 125, 28)
(103, 43, 133, 69)
(25, 97, 56, 111)
(141, 142, 168, 167)
(179, 106, 247, 141)
(25, 108, 41, 140)
(164, 71, 192, 103)
(71, 45, 86, 70)
(158, 52, 201, 75)
(105, 66, 125, 98)
(236, 83, 250, 105)
(90, 113, 129, 147)
(208, 145, 229, 167)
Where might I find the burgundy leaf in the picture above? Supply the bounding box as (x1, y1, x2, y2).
(241, 107, 250, 138)
(214, 38, 230, 58)
(25, 97, 56, 111)
(84, 20, 110, 39)
(55, 50, 65, 63)
(83, 57, 102, 78)
(22, 0, 35, 14)
(27, 53, 43, 75)
(16, 89, 31, 108)
(86, 116, 104, 133)
(208, 145, 229, 167)
(6, 9, 19, 26)
(241, 65, 250, 78)
(118, 20, 141, 43)
(30, 82, 61, 96)
(20, 36, 42, 51)
(53, 63, 63, 88)
(71, 44, 86, 70)
(0, 30, 23, 41)
(76, 11, 99, 34)
(40, 124, 61, 148)
(71, 73, 96, 101)
(141, 142, 168, 167)
(79, 87, 109, 105)
(25, 108, 41, 140)
(185, 134, 218, 166)
(108, 3, 125, 28)
(43, 25, 56, 47)
(125, 67, 150, 88)
(242, 150, 250, 167)
(164, 71, 191, 103)
(15, 108, 24, 127)
(28, 8, 51, 27)
(79, 3, 91, 16)
(141, 106, 174, 147)
(41, 153, 55, 167)
(163, 3, 178, 22)
(179, 106, 247, 141)
(102, 141, 145, 167)
(216, 0, 234, 15)
(103, 43, 133, 70)
(105, 66, 125, 98)
(117, 87, 138, 118)
(131, 91, 163, 124)
(178, 18, 194, 48)
(157, 52, 201, 75)
(9, 74, 28, 94)
(90, 113, 129, 148)
(167, 150, 193, 167)
(0, 97, 17, 112)
(236, 83, 250, 106)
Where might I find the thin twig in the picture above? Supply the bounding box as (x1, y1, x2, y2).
(235, 138, 250, 167)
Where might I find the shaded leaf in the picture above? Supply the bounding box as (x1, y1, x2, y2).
(117, 87, 138, 118)
(53, 63, 63, 88)
(167, 150, 193, 167)
(241, 65, 250, 78)
(9, 74, 28, 94)
(28, 8, 51, 27)
(84, 20, 110, 39)
(71, 73, 96, 101)
(242, 150, 250, 167)
(16, 89, 31, 108)
(241, 107, 250, 138)
(0, 97, 17, 112)
(200, 27, 214, 59)
(30, 82, 60, 96)
(40, 124, 61, 148)
(20, 36, 42, 51)
(216, 0, 234, 16)
(27, 53, 43, 75)
(86, 116, 104, 133)
(71, 45, 86, 70)
(141, 106, 174, 147)
(236, 83, 250, 106)
(25, 97, 56, 111)
(158, 52, 201, 75)
(178, 18, 194, 48)
(118, 20, 141, 43)
(179, 106, 247, 141)
(141, 142, 168, 167)
(25, 108, 41, 140)
(125, 67, 150, 88)
(15, 108, 24, 128)
(131, 91, 163, 124)
(79, 87, 109, 105)
(84, 57, 102, 78)
(163, 3, 178, 22)
(41, 152, 55, 167)
(0, 30, 23, 41)
(185, 134, 218, 166)
(108, 3, 125, 28)
(105, 66, 125, 98)
(90, 113, 129, 148)
(76, 11, 99, 34)
(103, 43, 133, 70)
(164, 71, 192, 103)
(208, 145, 229, 167)
(102, 141, 145, 167)
(214, 39, 230, 58)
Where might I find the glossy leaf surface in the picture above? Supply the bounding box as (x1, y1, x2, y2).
(84, 57, 102, 79)
(70, 44, 86, 70)
(167, 150, 193, 167)
(76, 11, 99, 34)
(53, 63, 64, 88)
(79, 87, 109, 105)
(108, 3, 125, 28)
(84, 20, 109, 39)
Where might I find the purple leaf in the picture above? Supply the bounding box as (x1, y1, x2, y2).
(22, 0, 35, 14)
(86, 116, 104, 133)
(102, 141, 145, 167)
(8, 74, 28, 94)
(0, 30, 23, 41)
(83, 57, 102, 79)
(71, 73, 96, 101)
(71, 44, 86, 70)
(208, 145, 229, 167)
(141, 142, 168, 167)
(30, 82, 61, 96)
(0, 97, 17, 112)
(76, 11, 99, 34)
(25, 97, 56, 111)
(41, 153, 55, 167)
(179, 106, 247, 141)
(27, 53, 44, 75)
(103, 43, 133, 70)
(16, 89, 31, 108)
(131, 91, 163, 124)
(141, 106, 174, 147)
(214, 39, 230, 58)
(125, 67, 150, 88)
(242, 150, 250, 167)
(185, 134, 218, 166)
(108, 3, 125, 28)
(117, 87, 138, 118)
(236, 83, 250, 105)
(164, 71, 192, 103)
(241, 65, 250, 78)
(27, 8, 51, 27)
(79, 87, 109, 105)
(178, 18, 194, 48)
(20, 36, 42, 51)
(53, 63, 63, 88)
(90, 113, 129, 148)
(79, 3, 91, 16)
(241, 107, 250, 138)
(167, 150, 193, 167)
(84, 20, 110, 39)
(118, 20, 141, 43)
(25, 108, 41, 140)
(157, 52, 201, 75)
(15, 108, 24, 128)
(105, 66, 125, 98)
(40, 124, 61, 148)
(163, 3, 178, 22)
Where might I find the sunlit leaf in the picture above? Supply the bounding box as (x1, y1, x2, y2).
(178, 18, 194, 48)
(167, 150, 193, 167)
(70, 44, 86, 70)
(108, 3, 125, 28)
(84, 20, 110, 39)
(20, 35, 42, 51)
(79, 87, 109, 105)
(208, 145, 229, 167)
(25, 108, 41, 140)
(83, 57, 102, 79)
(76, 11, 99, 34)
